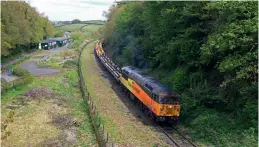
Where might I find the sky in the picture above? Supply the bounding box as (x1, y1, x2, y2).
(27, 0, 116, 21)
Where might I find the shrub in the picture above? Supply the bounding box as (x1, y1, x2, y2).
(59, 50, 75, 58)
(1, 80, 12, 92)
(168, 67, 188, 91)
(69, 40, 81, 49)
(2, 68, 33, 93)
(13, 68, 29, 76)
(1, 78, 7, 83)
(62, 60, 78, 68)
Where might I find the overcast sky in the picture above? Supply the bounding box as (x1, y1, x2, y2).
(27, 0, 115, 21)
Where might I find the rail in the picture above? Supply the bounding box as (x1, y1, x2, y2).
(158, 125, 197, 147)
(158, 126, 181, 147)
(173, 126, 197, 147)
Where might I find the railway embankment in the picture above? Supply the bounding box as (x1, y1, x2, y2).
(80, 41, 173, 146)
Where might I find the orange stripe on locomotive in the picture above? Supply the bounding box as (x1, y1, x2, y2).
(120, 76, 180, 117)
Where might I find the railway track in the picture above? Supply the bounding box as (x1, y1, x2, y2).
(158, 125, 197, 147)
(95, 40, 197, 147)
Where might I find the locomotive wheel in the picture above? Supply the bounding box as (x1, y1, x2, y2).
(130, 93, 135, 101)
(148, 110, 155, 121)
(172, 119, 179, 126)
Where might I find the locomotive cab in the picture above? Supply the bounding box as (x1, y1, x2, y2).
(156, 92, 180, 122)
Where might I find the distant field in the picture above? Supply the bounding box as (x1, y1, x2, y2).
(82, 25, 102, 33)
(54, 24, 87, 32)
(81, 20, 105, 25)
(81, 24, 103, 39)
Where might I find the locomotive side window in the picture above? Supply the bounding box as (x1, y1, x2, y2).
(152, 93, 159, 102)
(122, 70, 128, 80)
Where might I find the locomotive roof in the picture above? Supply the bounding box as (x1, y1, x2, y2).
(122, 66, 176, 96)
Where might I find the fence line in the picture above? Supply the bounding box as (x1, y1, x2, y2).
(78, 41, 115, 147)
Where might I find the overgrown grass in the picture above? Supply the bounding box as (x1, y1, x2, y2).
(3, 50, 43, 69)
(36, 54, 63, 68)
(2, 68, 34, 94)
(1, 86, 29, 105)
(4, 56, 31, 69)
(1, 51, 96, 146)
(36, 50, 78, 68)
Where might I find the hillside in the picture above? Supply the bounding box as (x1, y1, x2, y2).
(102, 1, 258, 146)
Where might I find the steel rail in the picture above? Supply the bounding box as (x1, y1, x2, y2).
(158, 126, 181, 147)
(173, 126, 198, 147)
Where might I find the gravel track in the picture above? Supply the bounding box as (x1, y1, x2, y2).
(19, 44, 69, 76)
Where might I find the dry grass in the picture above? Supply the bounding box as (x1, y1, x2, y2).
(80, 41, 169, 146)
(36, 50, 78, 69)
(1, 68, 97, 146)
(2, 100, 64, 146)
(59, 50, 77, 58)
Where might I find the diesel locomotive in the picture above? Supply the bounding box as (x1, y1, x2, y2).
(95, 40, 180, 122)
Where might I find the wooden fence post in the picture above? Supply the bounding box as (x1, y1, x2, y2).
(106, 133, 109, 143)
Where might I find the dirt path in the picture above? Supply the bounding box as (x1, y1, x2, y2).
(19, 44, 69, 76)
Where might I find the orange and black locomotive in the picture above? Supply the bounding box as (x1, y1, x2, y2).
(95, 40, 180, 122)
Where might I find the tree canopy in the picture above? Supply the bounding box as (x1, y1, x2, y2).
(72, 19, 81, 24)
(1, 1, 54, 57)
(102, 1, 258, 146)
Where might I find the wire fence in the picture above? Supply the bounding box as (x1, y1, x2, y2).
(78, 41, 116, 147)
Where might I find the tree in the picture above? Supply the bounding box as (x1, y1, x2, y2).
(1, 1, 54, 57)
(72, 19, 81, 24)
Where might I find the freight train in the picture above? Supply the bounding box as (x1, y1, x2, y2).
(95, 40, 180, 122)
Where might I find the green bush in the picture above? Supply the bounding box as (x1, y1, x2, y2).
(2, 68, 33, 93)
(1, 80, 12, 92)
(54, 30, 64, 37)
(69, 40, 81, 49)
(59, 50, 75, 58)
(13, 68, 29, 76)
(187, 108, 257, 147)
(169, 67, 188, 91)
(62, 60, 78, 68)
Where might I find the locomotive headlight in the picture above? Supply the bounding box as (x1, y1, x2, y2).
(169, 105, 172, 108)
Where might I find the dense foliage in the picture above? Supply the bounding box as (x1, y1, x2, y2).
(1, 1, 54, 57)
(102, 1, 258, 146)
